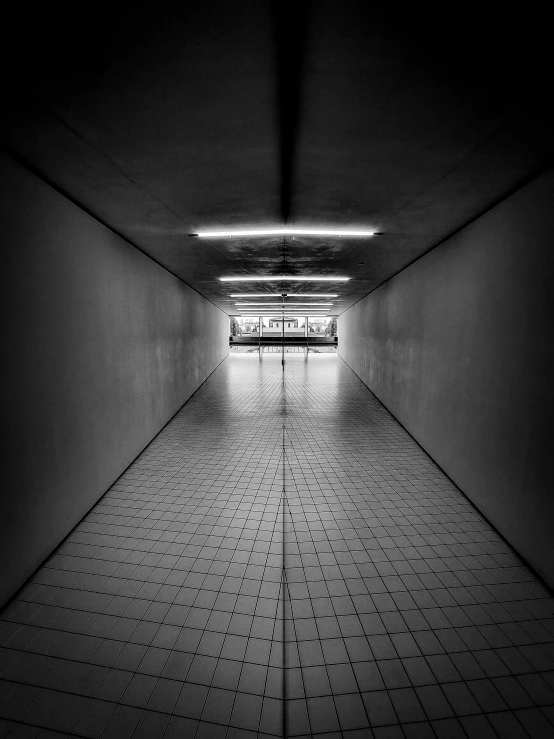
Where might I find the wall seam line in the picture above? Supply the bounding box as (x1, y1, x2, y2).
(339, 164, 553, 317)
(0, 148, 229, 317)
(336, 352, 554, 596)
(0, 350, 230, 611)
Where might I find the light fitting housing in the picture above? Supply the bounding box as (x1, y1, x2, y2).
(220, 276, 349, 282)
(194, 228, 376, 238)
(230, 293, 338, 297)
(236, 311, 331, 315)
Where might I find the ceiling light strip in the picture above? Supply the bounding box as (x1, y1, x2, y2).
(230, 293, 338, 297)
(236, 312, 332, 315)
(235, 309, 332, 312)
(220, 276, 349, 282)
(234, 313, 333, 320)
(195, 228, 376, 238)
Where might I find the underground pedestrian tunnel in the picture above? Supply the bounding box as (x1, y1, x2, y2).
(1, 3, 553, 737)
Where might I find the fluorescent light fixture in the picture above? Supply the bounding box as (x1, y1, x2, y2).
(235, 302, 333, 306)
(235, 305, 333, 309)
(196, 228, 375, 238)
(230, 293, 338, 297)
(237, 307, 332, 310)
(220, 276, 349, 282)
(237, 311, 331, 315)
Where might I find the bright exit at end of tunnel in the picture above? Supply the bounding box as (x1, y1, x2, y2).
(229, 315, 338, 353)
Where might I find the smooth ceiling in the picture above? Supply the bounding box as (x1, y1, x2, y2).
(2, 1, 552, 314)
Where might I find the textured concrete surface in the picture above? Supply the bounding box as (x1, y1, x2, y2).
(1, 354, 553, 737)
(0, 155, 229, 607)
(2, 4, 552, 313)
(339, 171, 554, 588)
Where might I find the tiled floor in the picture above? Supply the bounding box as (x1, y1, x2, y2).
(1, 353, 553, 739)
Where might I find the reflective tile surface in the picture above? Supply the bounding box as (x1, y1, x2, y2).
(1, 354, 553, 738)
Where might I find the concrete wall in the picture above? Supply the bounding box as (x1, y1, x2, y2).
(339, 171, 554, 586)
(0, 155, 229, 607)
